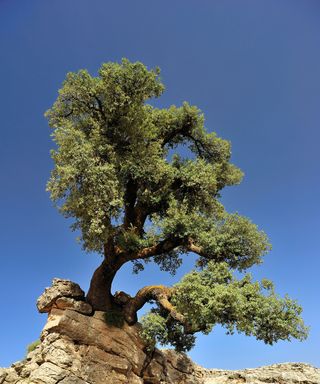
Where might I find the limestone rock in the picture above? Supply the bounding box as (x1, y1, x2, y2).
(29, 361, 68, 384)
(201, 363, 320, 384)
(55, 297, 92, 315)
(1, 307, 201, 383)
(36, 278, 85, 313)
(2, 279, 318, 384)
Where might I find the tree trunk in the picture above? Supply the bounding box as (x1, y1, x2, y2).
(86, 258, 122, 311)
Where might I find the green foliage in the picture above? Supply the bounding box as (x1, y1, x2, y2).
(152, 202, 271, 271)
(141, 262, 308, 351)
(26, 339, 41, 354)
(46, 59, 165, 252)
(46, 59, 307, 352)
(140, 312, 167, 350)
(140, 312, 196, 352)
(46, 58, 265, 267)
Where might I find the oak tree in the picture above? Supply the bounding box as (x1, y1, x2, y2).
(46, 59, 308, 351)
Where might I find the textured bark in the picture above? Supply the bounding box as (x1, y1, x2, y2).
(122, 285, 186, 326)
(86, 257, 125, 311)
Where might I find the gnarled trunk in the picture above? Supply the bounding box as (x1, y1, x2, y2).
(86, 258, 122, 311)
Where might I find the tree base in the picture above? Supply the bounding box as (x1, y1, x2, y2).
(1, 279, 319, 384)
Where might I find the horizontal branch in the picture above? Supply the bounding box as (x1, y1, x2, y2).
(127, 236, 209, 263)
(132, 236, 183, 260)
(121, 285, 186, 326)
(186, 240, 205, 256)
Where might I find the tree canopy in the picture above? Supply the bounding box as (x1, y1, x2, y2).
(46, 59, 308, 351)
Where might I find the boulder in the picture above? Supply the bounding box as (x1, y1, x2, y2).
(36, 278, 85, 313)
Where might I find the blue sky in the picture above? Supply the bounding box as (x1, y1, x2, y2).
(0, 0, 319, 369)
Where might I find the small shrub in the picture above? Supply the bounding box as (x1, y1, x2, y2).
(26, 339, 41, 354)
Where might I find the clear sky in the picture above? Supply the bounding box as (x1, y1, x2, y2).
(0, 0, 319, 369)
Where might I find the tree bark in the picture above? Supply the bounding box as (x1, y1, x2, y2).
(122, 285, 186, 326)
(86, 258, 123, 311)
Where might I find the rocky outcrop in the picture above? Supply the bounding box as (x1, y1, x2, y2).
(200, 363, 320, 383)
(1, 279, 319, 384)
(0, 279, 202, 384)
(36, 279, 89, 314)
(0, 309, 200, 383)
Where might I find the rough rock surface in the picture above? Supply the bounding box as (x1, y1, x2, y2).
(200, 363, 320, 383)
(1, 279, 319, 384)
(36, 279, 87, 313)
(0, 308, 200, 383)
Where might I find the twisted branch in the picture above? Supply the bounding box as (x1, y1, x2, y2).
(118, 285, 186, 327)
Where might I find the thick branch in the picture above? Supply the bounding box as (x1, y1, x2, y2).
(132, 236, 208, 262)
(185, 239, 224, 267)
(186, 238, 246, 266)
(86, 257, 123, 311)
(186, 240, 206, 257)
(121, 285, 186, 326)
(132, 236, 184, 261)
